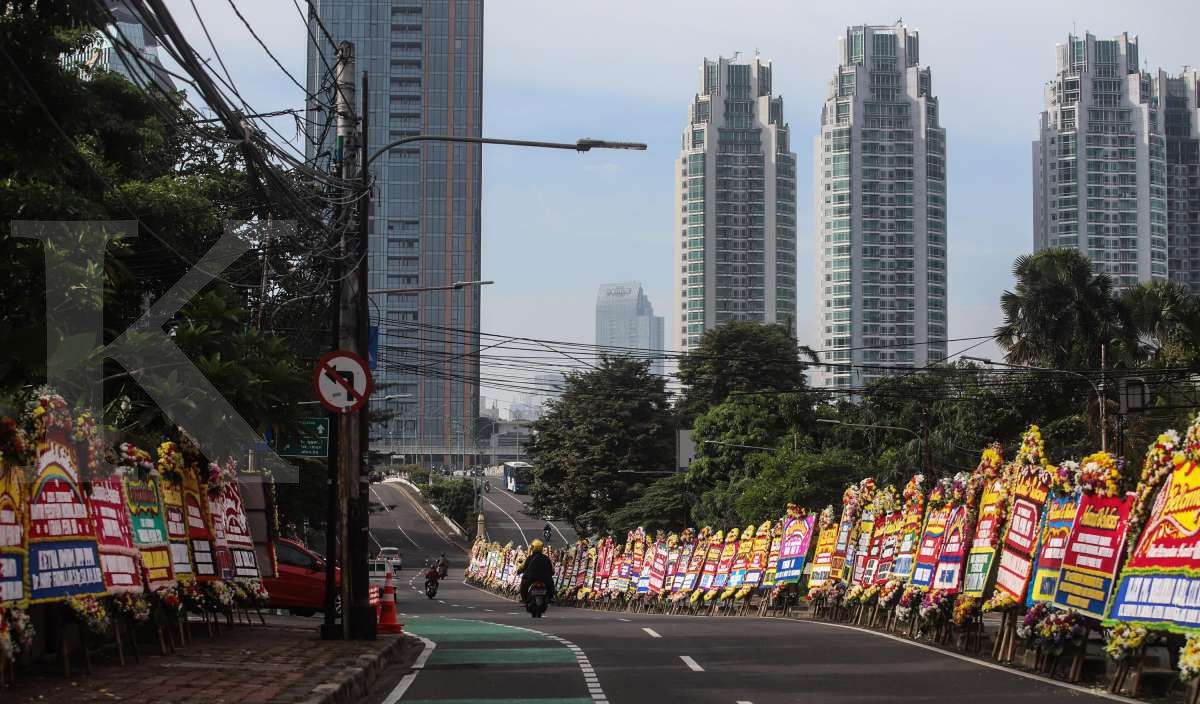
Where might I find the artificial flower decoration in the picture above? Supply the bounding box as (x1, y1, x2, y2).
(902, 474, 925, 514)
(951, 595, 980, 627)
(1049, 460, 1080, 497)
(111, 592, 151, 622)
(6, 605, 34, 654)
(0, 417, 30, 468)
(919, 588, 954, 627)
(67, 594, 111, 636)
(1012, 424, 1052, 485)
(117, 442, 156, 477)
(872, 485, 899, 515)
(71, 410, 109, 473)
(877, 578, 906, 610)
(976, 444, 1004, 479)
(156, 441, 184, 482)
(818, 505, 836, 530)
(1104, 623, 1150, 662)
(1077, 450, 1122, 497)
(894, 585, 924, 623)
(25, 386, 72, 440)
(981, 591, 1019, 613)
(1180, 634, 1200, 682)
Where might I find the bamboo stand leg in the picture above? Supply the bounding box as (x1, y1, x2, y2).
(157, 624, 170, 656)
(113, 617, 126, 667)
(992, 612, 1008, 660)
(1067, 626, 1089, 683)
(178, 615, 188, 646)
(1002, 614, 1018, 663)
(127, 616, 141, 664)
(1189, 678, 1200, 704)
(80, 625, 93, 675)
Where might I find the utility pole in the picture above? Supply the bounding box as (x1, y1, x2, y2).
(350, 68, 375, 639)
(334, 40, 358, 641)
(1100, 343, 1107, 453)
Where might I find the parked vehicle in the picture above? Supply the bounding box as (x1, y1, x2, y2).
(526, 581, 549, 618)
(377, 546, 403, 572)
(265, 537, 341, 617)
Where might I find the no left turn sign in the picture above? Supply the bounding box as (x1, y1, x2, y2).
(312, 350, 373, 414)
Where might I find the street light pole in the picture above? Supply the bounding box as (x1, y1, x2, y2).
(962, 355, 1106, 452)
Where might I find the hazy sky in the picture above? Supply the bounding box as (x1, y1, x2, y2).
(164, 0, 1200, 410)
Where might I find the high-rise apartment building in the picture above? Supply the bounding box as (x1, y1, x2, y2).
(673, 56, 797, 353)
(1033, 33, 1167, 289)
(595, 283, 665, 377)
(63, 1, 173, 92)
(1163, 68, 1200, 292)
(306, 0, 483, 464)
(813, 24, 948, 389)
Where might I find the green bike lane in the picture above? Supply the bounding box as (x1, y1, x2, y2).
(390, 617, 607, 704)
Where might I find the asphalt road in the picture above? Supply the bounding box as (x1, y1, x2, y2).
(363, 482, 1124, 704)
(479, 483, 578, 549)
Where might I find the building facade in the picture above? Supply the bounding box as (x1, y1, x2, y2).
(63, 1, 174, 93)
(813, 24, 948, 389)
(1161, 69, 1200, 292)
(1033, 33, 1168, 290)
(595, 283, 665, 376)
(306, 0, 483, 464)
(673, 56, 798, 353)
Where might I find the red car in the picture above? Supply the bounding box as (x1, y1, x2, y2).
(266, 537, 342, 617)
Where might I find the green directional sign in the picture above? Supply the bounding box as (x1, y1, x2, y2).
(275, 417, 330, 458)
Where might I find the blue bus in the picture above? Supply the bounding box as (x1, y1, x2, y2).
(502, 461, 533, 493)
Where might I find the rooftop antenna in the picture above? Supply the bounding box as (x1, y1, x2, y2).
(731, 50, 741, 62)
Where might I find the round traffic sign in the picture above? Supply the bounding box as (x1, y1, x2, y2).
(312, 350, 374, 414)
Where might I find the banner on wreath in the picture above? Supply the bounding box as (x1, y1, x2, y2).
(932, 504, 970, 592)
(776, 514, 815, 585)
(761, 526, 783, 590)
(217, 482, 260, 580)
(808, 523, 839, 587)
(0, 461, 27, 603)
(647, 542, 670, 594)
(123, 475, 174, 588)
(1054, 492, 1132, 619)
(87, 477, 142, 593)
(993, 474, 1049, 602)
(911, 505, 951, 589)
(1026, 494, 1080, 606)
(873, 512, 904, 585)
(963, 478, 1006, 597)
(27, 436, 105, 602)
(1107, 460, 1200, 632)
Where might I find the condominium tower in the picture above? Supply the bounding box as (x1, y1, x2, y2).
(813, 24, 948, 389)
(306, 0, 483, 464)
(595, 282, 665, 377)
(674, 56, 798, 352)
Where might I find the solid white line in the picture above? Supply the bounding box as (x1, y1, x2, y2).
(642, 627, 662, 638)
(481, 495, 530, 547)
(370, 486, 423, 549)
(736, 701, 753, 704)
(369, 531, 383, 550)
(618, 618, 631, 622)
(680, 655, 704, 672)
(762, 616, 1143, 704)
(380, 634, 436, 704)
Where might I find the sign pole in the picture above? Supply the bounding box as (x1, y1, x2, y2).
(339, 410, 353, 640)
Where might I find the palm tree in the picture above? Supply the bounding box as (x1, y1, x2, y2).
(1120, 280, 1200, 365)
(994, 249, 1137, 369)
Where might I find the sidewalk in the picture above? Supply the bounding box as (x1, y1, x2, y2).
(9, 617, 420, 704)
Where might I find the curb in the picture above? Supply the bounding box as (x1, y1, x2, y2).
(297, 634, 421, 704)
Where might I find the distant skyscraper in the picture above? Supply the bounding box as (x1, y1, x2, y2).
(1033, 33, 1168, 290)
(674, 56, 798, 353)
(813, 24, 948, 389)
(63, 1, 173, 92)
(306, 0, 483, 462)
(1162, 68, 1200, 292)
(595, 283, 665, 376)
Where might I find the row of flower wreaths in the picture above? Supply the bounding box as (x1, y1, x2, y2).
(466, 417, 1200, 687)
(0, 386, 275, 664)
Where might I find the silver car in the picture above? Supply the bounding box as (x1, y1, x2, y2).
(376, 547, 403, 573)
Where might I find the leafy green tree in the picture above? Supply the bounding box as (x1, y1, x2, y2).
(607, 474, 692, 534)
(732, 447, 867, 525)
(1121, 280, 1200, 367)
(676, 322, 816, 421)
(426, 479, 477, 534)
(688, 392, 813, 485)
(527, 357, 673, 535)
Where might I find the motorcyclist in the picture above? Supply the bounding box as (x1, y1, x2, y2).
(437, 553, 449, 578)
(517, 539, 556, 604)
(423, 563, 440, 587)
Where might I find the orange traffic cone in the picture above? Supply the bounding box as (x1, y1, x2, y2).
(378, 570, 404, 634)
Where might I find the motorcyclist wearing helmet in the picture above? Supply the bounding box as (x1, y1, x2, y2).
(517, 539, 556, 604)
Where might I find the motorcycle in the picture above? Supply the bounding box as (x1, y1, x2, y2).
(526, 581, 549, 618)
(425, 578, 439, 599)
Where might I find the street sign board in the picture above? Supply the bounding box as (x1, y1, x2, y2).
(312, 350, 373, 414)
(274, 418, 330, 458)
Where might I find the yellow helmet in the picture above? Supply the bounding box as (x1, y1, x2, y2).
(530, 539, 544, 552)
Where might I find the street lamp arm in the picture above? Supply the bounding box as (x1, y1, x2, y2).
(366, 135, 647, 167)
(702, 439, 779, 453)
(368, 280, 493, 295)
(815, 418, 922, 442)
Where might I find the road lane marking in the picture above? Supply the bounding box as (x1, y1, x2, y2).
(438, 600, 446, 604)
(482, 495, 530, 547)
(736, 701, 753, 704)
(380, 634, 435, 704)
(618, 618, 631, 622)
(680, 655, 704, 672)
(642, 627, 662, 638)
(369, 486, 423, 549)
(368, 531, 383, 550)
(496, 486, 572, 545)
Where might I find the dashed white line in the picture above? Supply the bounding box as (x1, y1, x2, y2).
(642, 627, 662, 638)
(680, 655, 704, 672)
(618, 618, 631, 622)
(736, 701, 753, 704)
